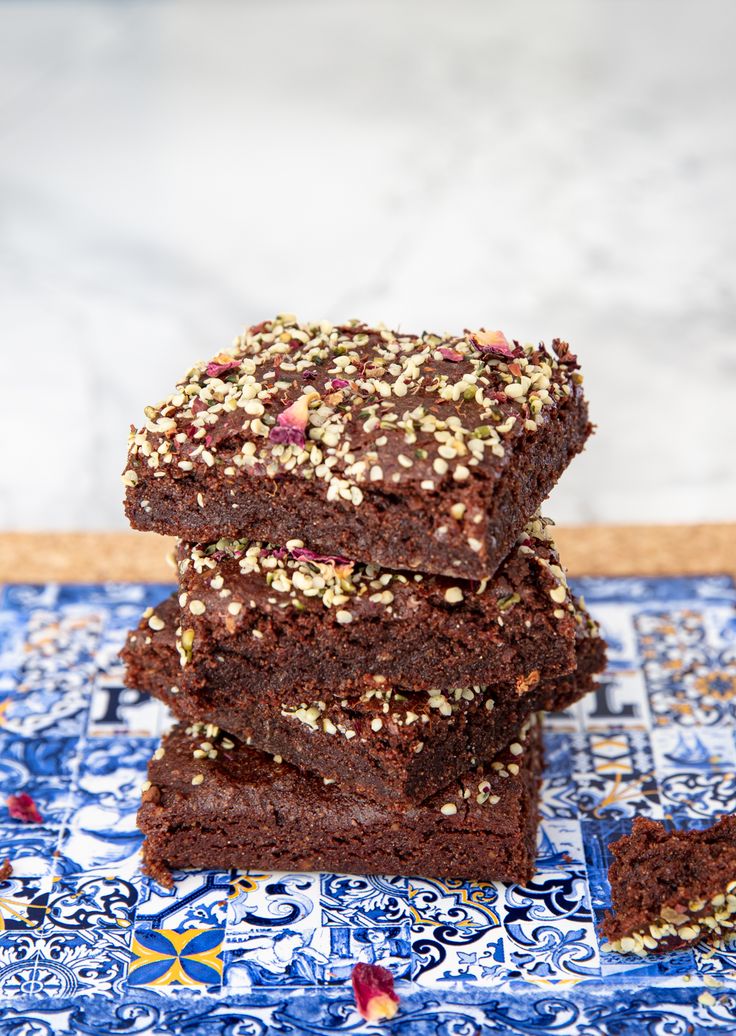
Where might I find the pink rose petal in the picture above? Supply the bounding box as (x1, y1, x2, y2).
(269, 391, 319, 448)
(351, 963, 399, 1022)
(7, 793, 42, 824)
(205, 359, 241, 378)
(468, 330, 521, 359)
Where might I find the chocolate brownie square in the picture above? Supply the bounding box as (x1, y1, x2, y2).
(123, 316, 591, 579)
(138, 714, 544, 888)
(174, 516, 580, 698)
(123, 593, 605, 802)
(601, 816, 736, 955)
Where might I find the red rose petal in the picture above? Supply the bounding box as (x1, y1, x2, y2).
(553, 339, 580, 368)
(351, 963, 399, 1022)
(468, 329, 521, 359)
(205, 360, 241, 378)
(268, 425, 305, 447)
(7, 793, 43, 824)
(290, 548, 352, 567)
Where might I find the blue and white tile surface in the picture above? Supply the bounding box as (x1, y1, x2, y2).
(0, 576, 735, 1033)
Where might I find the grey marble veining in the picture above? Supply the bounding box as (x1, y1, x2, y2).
(1, 0, 735, 531)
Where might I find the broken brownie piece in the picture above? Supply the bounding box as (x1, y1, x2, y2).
(123, 315, 591, 580)
(138, 714, 544, 888)
(175, 516, 580, 697)
(122, 592, 605, 803)
(601, 815, 736, 955)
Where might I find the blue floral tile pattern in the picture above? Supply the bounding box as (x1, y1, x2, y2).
(0, 576, 735, 1032)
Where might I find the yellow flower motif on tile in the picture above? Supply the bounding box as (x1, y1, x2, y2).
(128, 927, 224, 987)
(228, 874, 270, 901)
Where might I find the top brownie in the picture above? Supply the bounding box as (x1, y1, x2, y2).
(123, 315, 591, 578)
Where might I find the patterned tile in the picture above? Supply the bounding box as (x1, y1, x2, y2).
(407, 877, 501, 929)
(0, 874, 49, 931)
(502, 917, 601, 983)
(411, 922, 506, 985)
(228, 872, 320, 932)
(223, 924, 410, 989)
(0, 577, 734, 1031)
(44, 873, 138, 931)
(580, 668, 652, 730)
(86, 673, 167, 739)
(0, 931, 39, 998)
(321, 873, 409, 927)
(0, 826, 60, 878)
(33, 928, 133, 998)
(137, 871, 230, 930)
(128, 927, 223, 990)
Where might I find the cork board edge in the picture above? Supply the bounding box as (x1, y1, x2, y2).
(0, 525, 734, 583)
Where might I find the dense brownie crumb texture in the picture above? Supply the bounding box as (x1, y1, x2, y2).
(122, 586, 606, 803)
(123, 315, 591, 578)
(138, 712, 543, 889)
(173, 515, 581, 695)
(602, 816, 736, 955)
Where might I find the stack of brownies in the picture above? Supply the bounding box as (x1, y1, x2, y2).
(121, 316, 606, 888)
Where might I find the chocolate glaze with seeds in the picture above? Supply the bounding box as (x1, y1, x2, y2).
(124, 316, 591, 579)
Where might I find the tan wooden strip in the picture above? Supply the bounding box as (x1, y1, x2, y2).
(0, 525, 733, 583)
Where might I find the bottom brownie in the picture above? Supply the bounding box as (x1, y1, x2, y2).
(138, 714, 543, 888)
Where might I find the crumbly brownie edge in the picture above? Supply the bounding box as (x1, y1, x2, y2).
(139, 720, 543, 888)
(601, 816, 736, 955)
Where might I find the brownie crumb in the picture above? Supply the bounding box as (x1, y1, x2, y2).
(602, 815, 736, 955)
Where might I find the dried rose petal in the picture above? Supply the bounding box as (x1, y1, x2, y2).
(438, 347, 464, 363)
(351, 963, 399, 1022)
(469, 329, 520, 359)
(326, 378, 350, 391)
(205, 359, 241, 378)
(301, 369, 318, 381)
(553, 338, 580, 368)
(262, 546, 288, 561)
(290, 547, 352, 567)
(269, 425, 305, 447)
(278, 392, 318, 431)
(7, 793, 42, 824)
(0, 858, 12, 880)
(191, 397, 208, 415)
(269, 391, 319, 448)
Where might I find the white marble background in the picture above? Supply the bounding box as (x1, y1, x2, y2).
(1, 0, 735, 531)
